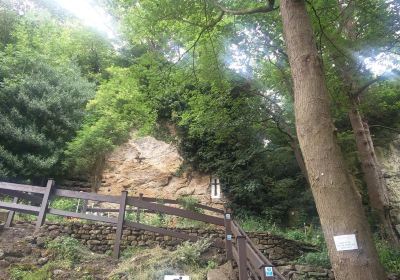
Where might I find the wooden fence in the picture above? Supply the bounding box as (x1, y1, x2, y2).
(0, 180, 285, 280)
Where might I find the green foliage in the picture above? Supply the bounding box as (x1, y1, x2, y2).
(376, 239, 400, 274)
(50, 198, 80, 212)
(296, 250, 331, 268)
(8, 236, 106, 280)
(110, 239, 213, 280)
(177, 195, 202, 213)
(46, 236, 82, 264)
(0, 50, 95, 180)
(0, 6, 121, 181)
(9, 261, 70, 280)
(64, 67, 156, 174)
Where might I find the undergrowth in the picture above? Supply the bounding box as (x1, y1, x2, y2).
(8, 236, 104, 280)
(109, 239, 216, 280)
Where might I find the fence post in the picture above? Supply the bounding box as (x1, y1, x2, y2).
(113, 191, 128, 259)
(237, 235, 247, 280)
(260, 265, 267, 280)
(261, 264, 277, 280)
(81, 199, 88, 214)
(224, 210, 233, 261)
(35, 179, 55, 231)
(5, 197, 18, 227)
(136, 193, 143, 223)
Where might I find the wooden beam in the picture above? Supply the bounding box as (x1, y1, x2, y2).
(126, 198, 224, 226)
(0, 182, 46, 194)
(113, 191, 127, 259)
(0, 201, 40, 214)
(54, 189, 120, 204)
(139, 196, 224, 214)
(5, 197, 18, 227)
(237, 236, 248, 280)
(35, 180, 54, 231)
(224, 211, 233, 260)
(0, 189, 42, 204)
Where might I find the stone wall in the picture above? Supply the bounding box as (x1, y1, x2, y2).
(35, 221, 334, 279)
(38, 222, 313, 263)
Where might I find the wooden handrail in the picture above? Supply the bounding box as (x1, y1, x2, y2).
(0, 182, 46, 194)
(0, 179, 284, 279)
(126, 197, 224, 226)
(231, 220, 286, 280)
(0, 180, 226, 260)
(54, 189, 120, 204)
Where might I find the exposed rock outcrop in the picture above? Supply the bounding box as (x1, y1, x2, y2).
(98, 134, 224, 207)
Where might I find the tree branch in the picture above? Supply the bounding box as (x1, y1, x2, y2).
(173, 11, 224, 64)
(209, 0, 278, 15)
(354, 69, 400, 97)
(369, 125, 400, 134)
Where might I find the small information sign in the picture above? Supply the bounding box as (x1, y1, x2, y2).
(226, 234, 232, 241)
(164, 276, 190, 280)
(225, 213, 231, 220)
(333, 234, 358, 251)
(265, 267, 274, 277)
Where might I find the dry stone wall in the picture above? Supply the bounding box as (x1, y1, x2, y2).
(35, 221, 333, 280)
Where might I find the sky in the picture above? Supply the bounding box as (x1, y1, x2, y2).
(53, 0, 117, 40)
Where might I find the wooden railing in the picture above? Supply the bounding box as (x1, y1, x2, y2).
(0, 180, 285, 279)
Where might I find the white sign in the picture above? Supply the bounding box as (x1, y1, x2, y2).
(265, 266, 274, 277)
(226, 234, 232, 241)
(333, 234, 358, 251)
(225, 213, 231, 220)
(164, 276, 190, 280)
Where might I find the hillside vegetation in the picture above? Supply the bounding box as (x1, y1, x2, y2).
(0, 0, 400, 278)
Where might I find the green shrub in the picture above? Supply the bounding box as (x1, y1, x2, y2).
(376, 239, 400, 274)
(174, 239, 211, 266)
(46, 236, 82, 264)
(177, 195, 202, 213)
(50, 198, 80, 212)
(110, 239, 213, 280)
(296, 250, 331, 268)
(9, 261, 69, 280)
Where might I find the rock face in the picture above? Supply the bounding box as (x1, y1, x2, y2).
(98, 135, 223, 207)
(376, 135, 400, 234)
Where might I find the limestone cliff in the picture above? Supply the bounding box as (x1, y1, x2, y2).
(97, 134, 223, 207)
(377, 135, 400, 234)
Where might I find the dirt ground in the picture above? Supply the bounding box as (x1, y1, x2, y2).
(0, 223, 119, 280)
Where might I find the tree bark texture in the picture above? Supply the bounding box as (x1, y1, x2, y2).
(280, 1, 386, 279)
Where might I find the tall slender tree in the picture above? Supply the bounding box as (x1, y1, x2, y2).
(280, 0, 385, 278)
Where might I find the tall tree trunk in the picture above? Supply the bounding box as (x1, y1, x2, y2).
(272, 113, 310, 185)
(288, 134, 310, 186)
(280, 1, 386, 279)
(349, 99, 399, 245)
(333, 0, 399, 245)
